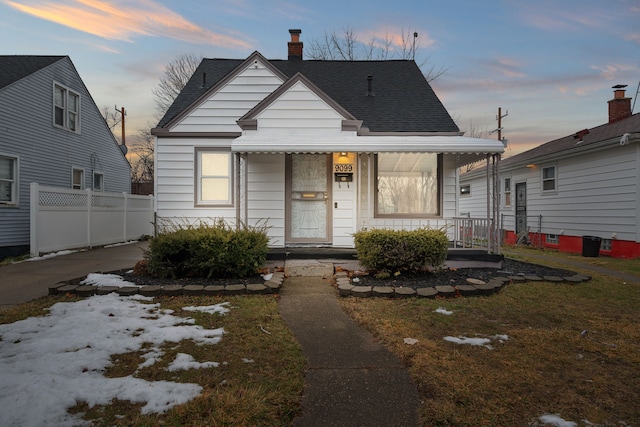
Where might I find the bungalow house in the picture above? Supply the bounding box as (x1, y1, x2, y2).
(0, 56, 131, 259)
(152, 30, 505, 249)
(460, 86, 640, 258)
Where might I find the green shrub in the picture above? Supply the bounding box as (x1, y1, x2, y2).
(145, 219, 269, 279)
(353, 228, 449, 274)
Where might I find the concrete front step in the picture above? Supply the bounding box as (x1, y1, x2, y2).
(284, 259, 335, 278)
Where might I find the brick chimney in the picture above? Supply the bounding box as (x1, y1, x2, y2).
(608, 84, 632, 123)
(288, 29, 303, 61)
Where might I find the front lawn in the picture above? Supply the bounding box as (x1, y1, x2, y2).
(340, 248, 640, 426)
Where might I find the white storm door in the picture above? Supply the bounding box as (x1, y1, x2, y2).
(286, 154, 332, 244)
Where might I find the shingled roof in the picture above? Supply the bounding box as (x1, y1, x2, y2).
(0, 55, 66, 90)
(156, 56, 459, 133)
(499, 112, 640, 170)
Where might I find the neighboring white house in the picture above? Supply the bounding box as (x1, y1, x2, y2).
(152, 30, 505, 249)
(460, 86, 640, 258)
(0, 56, 131, 259)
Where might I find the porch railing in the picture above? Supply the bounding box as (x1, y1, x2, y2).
(451, 217, 499, 254)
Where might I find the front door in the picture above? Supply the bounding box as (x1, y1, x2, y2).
(286, 154, 332, 245)
(515, 182, 527, 234)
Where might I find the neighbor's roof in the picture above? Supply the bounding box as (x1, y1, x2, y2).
(0, 55, 66, 90)
(500, 112, 640, 169)
(157, 57, 459, 133)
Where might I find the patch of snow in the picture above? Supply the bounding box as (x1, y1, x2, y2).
(0, 292, 228, 426)
(242, 358, 255, 363)
(435, 307, 453, 315)
(444, 336, 493, 348)
(538, 414, 577, 427)
(261, 273, 273, 281)
(26, 249, 81, 261)
(183, 302, 231, 316)
(80, 272, 140, 288)
(104, 241, 139, 248)
(403, 338, 419, 345)
(167, 353, 219, 371)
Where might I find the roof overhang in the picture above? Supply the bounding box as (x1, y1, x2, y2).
(231, 134, 504, 166)
(231, 135, 505, 153)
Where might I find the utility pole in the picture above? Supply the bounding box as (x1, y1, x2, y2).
(497, 107, 508, 142)
(114, 106, 127, 155)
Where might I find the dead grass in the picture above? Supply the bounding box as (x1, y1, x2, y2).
(340, 250, 640, 426)
(1, 294, 305, 426)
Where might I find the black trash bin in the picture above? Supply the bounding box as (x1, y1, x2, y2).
(582, 236, 601, 257)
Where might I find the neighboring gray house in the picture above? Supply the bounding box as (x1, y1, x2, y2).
(460, 86, 640, 258)
(0, 56, 131, 258)
(152, 30, 504, 249)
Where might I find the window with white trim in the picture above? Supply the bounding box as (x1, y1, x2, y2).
(196, 149, 233, 206)
(546, 234, 559, 244)
(375, 153, 440, 216)
(0, 155, 17, 205)
(542, 165, 556, 192)
(72, 168, 84, 190)
(503, 178, 511, 206)
(54, 83, 80, 132)
(93, 172, 104, 191)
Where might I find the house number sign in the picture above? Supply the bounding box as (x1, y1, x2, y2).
(334, 164, 353, 172)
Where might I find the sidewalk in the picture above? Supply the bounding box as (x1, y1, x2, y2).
(0, 241, 148, 310)
(279, 276, 421, 426)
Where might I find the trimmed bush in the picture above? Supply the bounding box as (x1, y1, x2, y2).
(353, 228, 449, 275)
(145, 219, 269, 279)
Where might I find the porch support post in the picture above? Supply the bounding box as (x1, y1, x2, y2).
(235, 152, 241, 230)
(493, 154, 501, 254)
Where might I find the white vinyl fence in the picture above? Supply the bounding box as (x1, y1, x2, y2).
(30, 183, 154, 256)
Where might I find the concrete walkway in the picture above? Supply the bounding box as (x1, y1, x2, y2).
(0, 241, 148, 310)
(279, 276, 421, 427)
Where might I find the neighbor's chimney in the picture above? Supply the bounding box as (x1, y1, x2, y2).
(608, 84, 632, 123)
(288, 29, 303, 61)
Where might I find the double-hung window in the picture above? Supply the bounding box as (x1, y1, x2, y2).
(542, 165, 556, 192)
(54, 83, 80, 132)
(72, 168, 84, 190)
(375, 153, 440, 217)
(0, 155, 17, 205)
(195, 149, 233, 206)
(93, 172, 104, 191)
(503, 178, 512, 206)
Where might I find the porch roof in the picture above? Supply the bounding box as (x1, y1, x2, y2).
(231, 134, 505, 167)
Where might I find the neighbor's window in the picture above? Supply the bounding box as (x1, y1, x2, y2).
(54, 83, 80, 132)
(504, 178, 511, 206)
(72, 168, 84, 189)
(375, 153, 440, 216)
(0, 155, 17, 205)
(460, 184, 471, 196)
(196, 149, 232, 206)
(601, 239, 612, 251)
(546, 234, 559, 244)
(542, 165, 556, 191)
(93, 172, 104, 191)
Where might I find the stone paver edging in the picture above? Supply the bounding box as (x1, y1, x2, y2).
(48, 272, 286, 298)
(334, 271, 592, 299)
(49, 269, 591, 301)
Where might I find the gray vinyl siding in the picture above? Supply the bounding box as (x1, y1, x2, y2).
(460, 142, 640, 243)
(0, 57, 130, 251)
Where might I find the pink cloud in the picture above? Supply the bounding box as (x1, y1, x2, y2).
(5, 0, 251, 48)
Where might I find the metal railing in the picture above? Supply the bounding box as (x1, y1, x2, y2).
(451, 217, 499, 253)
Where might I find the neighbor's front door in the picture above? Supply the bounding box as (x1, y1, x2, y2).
(515, 182, 527, 235)
(286, 154, 332, 245)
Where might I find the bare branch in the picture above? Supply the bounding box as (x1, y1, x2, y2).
(152, 53, 201, 116)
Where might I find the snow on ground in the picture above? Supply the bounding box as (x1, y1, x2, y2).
(537, 414, 577, 426)
(80, 272, 140, 287)
(435, 307, 453, 315)
(443, 334, 510, 349)
(0, 283, 231, 427)
(26, 249, 82, 262)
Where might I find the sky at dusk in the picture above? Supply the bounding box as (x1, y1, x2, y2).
(1, 0, 639, 156)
